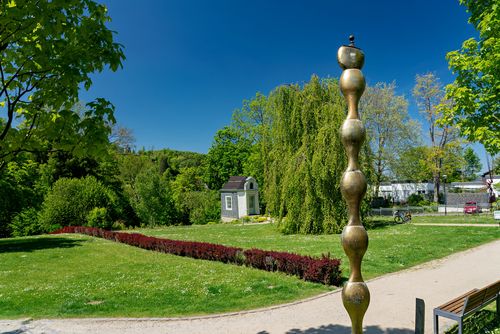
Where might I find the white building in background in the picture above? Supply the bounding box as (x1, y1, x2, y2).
(220, 176, 260, 222)
(378, 182, 434, 203)
(451, 176, 500, 197)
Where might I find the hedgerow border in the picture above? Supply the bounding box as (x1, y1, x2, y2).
(52, 226, 342, 286)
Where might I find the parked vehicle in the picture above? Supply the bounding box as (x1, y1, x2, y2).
(393, 210, 412, 223)
(463, 201, 481, 214)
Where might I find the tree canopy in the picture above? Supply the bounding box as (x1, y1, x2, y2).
(442, 0, 500, 154)
(360, 82, 419, 193)
(0, 0, 125, 168)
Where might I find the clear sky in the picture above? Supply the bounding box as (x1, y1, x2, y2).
(83, 0, 488, 170)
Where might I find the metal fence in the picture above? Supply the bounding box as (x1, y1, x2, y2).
(370, 203, 491, 216)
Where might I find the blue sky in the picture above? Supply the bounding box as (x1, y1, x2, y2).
(83, 0, 488, 169)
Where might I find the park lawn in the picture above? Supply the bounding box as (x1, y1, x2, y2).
(411, 214, 498, 224)
(137, 221, 500, 280)
(0, 234, 330, 319)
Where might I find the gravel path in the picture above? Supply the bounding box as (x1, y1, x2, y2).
(1, 240, 499, 334)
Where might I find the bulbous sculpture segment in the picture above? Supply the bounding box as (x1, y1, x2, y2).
(340, 171, 367, 221)
(341, 225, 368, 281)
(342, 281, 370, 334)
(341, 119, 366, 171)
(340, 69, 365, 120)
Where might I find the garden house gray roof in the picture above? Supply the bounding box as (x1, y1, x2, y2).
(220, 176, 247, 191)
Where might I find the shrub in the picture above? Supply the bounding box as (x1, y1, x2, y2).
(39, 176, 118, 231)
(127, 168, 178, 226)
(182, 191, 220, 225)
(9, 207, 45, 237)
(53, 226, 342, 286)
(407, 193, 425, 206)
(86, 207, 112, 229)
(243, 248, 342, 286)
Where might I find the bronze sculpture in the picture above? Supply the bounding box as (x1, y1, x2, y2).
(338, 35, 369, 334)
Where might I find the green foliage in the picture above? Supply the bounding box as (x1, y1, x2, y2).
(445, 309, 499, 334)
(360, 82, 420, 190)
(462, 147, 482, 180)
(0, 160, 46, 236)
(204, 127, 252, 190)
(127, 167, 177, 226)
(86, 207, 112, 230)
(264, 76, 353, 234)
(181, 191, 220, 225)
(39, 176, 118, 231)
(9, 207, 44, 237)
(0, 1, 125, 168)
(407, 194, 427, 206)
(442, 0, 500, 154)
(412, 73, 461, 201)
(171, 167, 215, 224)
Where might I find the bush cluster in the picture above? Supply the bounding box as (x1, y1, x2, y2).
(243, 249, 341, 286)
(39, 176, 118, 231)
(53, 226, 342, 286)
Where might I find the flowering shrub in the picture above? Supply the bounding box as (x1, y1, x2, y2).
(244, 249, 341, 286)
(53, 226, 341, 286)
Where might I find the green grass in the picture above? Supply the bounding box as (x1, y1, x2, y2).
(0, 234, 330, 319)
(445, 304, 499, 334)
(1, 216, 498, 319)
(136, 220, 500, 280)
(411, 214, 499, 224)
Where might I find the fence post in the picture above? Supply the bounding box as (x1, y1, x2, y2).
(415, 298, 425, 334)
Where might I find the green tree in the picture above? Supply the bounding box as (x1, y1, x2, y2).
(442, 0, 500, 154)
(231, 92, 271, 209)
(413, 73, 459, 202)
(204, 126, 252, 190)
(493, 155, 500, 175)
(265, 76, 355, 234)
(360, 82, 420, 194)
(391, 146, 433, 182)
(0, 159, 44, 236)
(462, 147, 482, 180)
(0, 0, 125, 169)
(127, 167, 177, 227)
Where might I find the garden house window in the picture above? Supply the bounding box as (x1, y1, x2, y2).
(225, 196, 232, 210)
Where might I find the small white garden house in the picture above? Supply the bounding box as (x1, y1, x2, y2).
(220, 176, 260, 222)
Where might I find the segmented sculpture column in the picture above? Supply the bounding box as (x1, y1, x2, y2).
(338, 35, 369, 334)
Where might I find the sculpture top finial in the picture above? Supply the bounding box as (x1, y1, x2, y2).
(337, 35, 364, 70)
(349, 35, 355, 46)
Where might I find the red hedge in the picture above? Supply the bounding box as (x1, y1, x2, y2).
(52, 226, 342, 286)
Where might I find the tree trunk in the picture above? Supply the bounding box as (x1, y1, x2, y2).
(433, 174, 440, 203)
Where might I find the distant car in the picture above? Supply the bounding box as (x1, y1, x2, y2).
(464, 201, 481, 214)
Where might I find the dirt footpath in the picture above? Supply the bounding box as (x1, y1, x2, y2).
(1, 240, 499, 334)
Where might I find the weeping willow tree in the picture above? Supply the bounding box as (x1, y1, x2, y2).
(230, 75, 373, 234)
(259, 76, 371, 234)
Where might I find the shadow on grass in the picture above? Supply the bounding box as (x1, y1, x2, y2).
(0, 236, 84, 253)
(365, 219, 404, 230)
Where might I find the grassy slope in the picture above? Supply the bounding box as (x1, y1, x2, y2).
(1, 215, 498, 319)
(0, 235, 329, 319)
(137, 218, 500, 280)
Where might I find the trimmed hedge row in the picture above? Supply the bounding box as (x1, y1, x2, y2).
(52, 226, 342, 286)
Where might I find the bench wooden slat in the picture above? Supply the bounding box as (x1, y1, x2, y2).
(438, 289, 477, 314)
(464, 290, 487, 314)
(483, 280, 500, 302)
